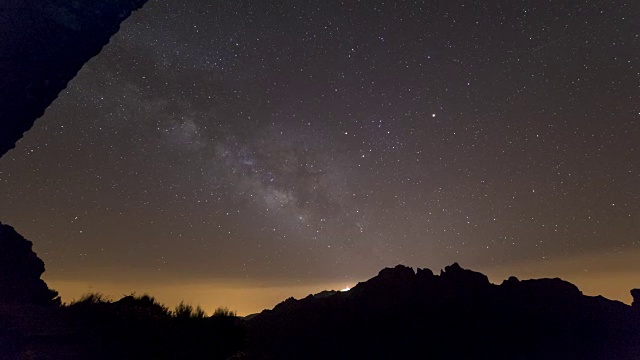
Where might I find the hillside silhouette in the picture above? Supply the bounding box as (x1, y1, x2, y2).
(0, 225, 245, 359)
(0, 290, 245, 359)
(247, 264, 640, 359)
(2, 227, 639, 360)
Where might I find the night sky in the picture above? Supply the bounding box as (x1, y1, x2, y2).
(1, 0, 638, 314)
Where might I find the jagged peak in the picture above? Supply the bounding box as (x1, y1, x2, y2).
(416, 267, 435, 278)
(441, 262, 463, 273)
(439, 262, 490, 286)
(377, 264, 415, 279)
(250, 262, 639, 359)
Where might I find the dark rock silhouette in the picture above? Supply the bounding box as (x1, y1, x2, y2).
(1, 262, 639, 359)
(440, 261, 490, 287)
(313, 290, 339, 299)
(0, 222, 59, 305)
(633, 289, 640, 309)
(0, 0, 148, 158)
(248, 263, 640, 360)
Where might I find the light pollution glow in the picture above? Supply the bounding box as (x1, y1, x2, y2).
(45, 249, 639, 316)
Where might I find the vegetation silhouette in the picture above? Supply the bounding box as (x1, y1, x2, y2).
(213, 306, 238, 317)
(61, 292, 245, 359)
(174, 301, 207, 319)
(1, 224, 639, 359)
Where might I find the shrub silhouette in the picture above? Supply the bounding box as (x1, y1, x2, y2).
(70, 292, 110, 305)
(61, 294, 245, 359)
(212, 306, 237, 317)
(174, 301, 206, 319)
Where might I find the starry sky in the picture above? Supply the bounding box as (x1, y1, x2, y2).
(1, 0, 639, 314)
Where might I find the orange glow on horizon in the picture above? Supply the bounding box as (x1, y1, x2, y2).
(44, 250, 639, 316)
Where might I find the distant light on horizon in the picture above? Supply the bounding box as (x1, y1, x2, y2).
(0, 0, 637, 315)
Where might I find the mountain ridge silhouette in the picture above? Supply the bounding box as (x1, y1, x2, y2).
(2, 226, 640, 360)
(247, 263, 640, 359)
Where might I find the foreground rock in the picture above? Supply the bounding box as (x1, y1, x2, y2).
(0, 222, 58, 305)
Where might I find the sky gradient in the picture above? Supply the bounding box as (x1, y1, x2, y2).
(1, 0, 638, 314)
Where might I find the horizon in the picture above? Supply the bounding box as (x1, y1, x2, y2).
(1, 0, 638, 317)
(44, 251, 639, 315)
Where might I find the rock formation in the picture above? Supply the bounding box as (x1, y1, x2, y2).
(248, 263, 640, 359)
(0, 222, 59, 305)
(0, 0, 148, 306)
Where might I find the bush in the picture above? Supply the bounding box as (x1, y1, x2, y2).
(212, 306, 237, 317)
(70, 292, 110, 305)
(173, 301, 206, 319)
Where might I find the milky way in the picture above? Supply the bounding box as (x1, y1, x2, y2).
(0, 0, 638, 312)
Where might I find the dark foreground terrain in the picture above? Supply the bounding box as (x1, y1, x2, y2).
(248, 264, 640, 360)
(2, 222, 639, 359)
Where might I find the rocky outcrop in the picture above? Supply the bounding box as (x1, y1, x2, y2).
(358, 264, 416, 294)
(249, 263, 640, 360)
(0, 1, 148, 306)
(0, 0, 147, 310)
(440, 261, 490, 288)
(0, 222, 59, 305)
(0, 0, 148, 157)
